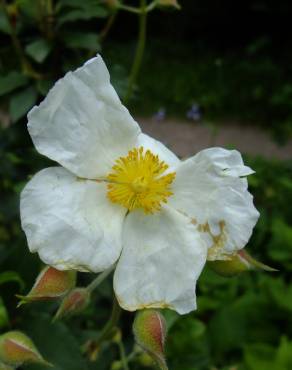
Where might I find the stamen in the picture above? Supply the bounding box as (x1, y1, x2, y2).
(106, 147, 176, 213)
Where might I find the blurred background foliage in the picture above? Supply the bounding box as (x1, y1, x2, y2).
(0, 0, 292, 369)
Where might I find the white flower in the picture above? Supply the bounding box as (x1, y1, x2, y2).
(20, 55, 259, 314)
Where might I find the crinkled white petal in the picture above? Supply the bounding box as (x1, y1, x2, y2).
(136, 133, 180, 169)
(168, 148, 259, 258)
(200, 147, 255, 177)
(20, 167, 126, 272)
(27, 55, 141, 178)
(114, 206, 207, 314)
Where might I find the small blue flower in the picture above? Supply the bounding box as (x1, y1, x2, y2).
(186, 104, 202, 121)
(153, 108, 166, 121)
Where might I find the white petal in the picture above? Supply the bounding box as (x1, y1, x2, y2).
(28, 56, 141, 178)
(114, 206, 207, 314)
(169, 148, 259, 259)
(136, 133, 180, 169)
(20, 167, 126, 272)
(200, 147, 255, 177)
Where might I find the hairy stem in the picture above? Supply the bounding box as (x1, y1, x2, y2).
(118, 1, 157, 14)
(124, 0, 147, 104)
(100, 11, 118, 41)
(45, 0, 54, 40)
(126, 347, 142, 363)
(96, 295, 121, 345)
(118, 4, 140, 14)
(86, 264, 115, 293)
(118, 340, 130, 370)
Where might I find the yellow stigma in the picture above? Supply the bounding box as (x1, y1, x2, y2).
(107, 147, 176, 213)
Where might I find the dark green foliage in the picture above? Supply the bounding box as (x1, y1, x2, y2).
(0, 0, 109, 127)
(1, 113, 292, 369)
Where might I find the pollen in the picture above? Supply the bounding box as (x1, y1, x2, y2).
(107, 147, 176, 213)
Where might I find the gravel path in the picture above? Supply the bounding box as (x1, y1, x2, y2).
(139, 118, 292, 160)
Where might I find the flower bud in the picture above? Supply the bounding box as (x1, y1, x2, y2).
(104, 0, 120, 9)
(157, 0, 181, 9)
(6, 4, 19, 29)
(0, 331, 52, 367)
(17, 266, 76, 306)
(208, 249, 277, 277)
(133, 310, 168, 370)
(82, 340, 99, 362)
(54, 288, 90, 320)
(111, 360, 122, 370)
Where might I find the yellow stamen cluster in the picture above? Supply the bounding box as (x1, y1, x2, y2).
(107, 147, 176, 213)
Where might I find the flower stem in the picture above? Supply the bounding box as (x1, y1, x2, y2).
(118, 1, 157, 14)
(118, 340, 130, 370)
(45, 0, 54, 40)
(118, 4, 140, 14)
(100, 11, 118, 41)
(86, 264, 115, 293)
(126, 347, 142, 363)
(124, 0, 147, 104)
(96, 295, 121, 345)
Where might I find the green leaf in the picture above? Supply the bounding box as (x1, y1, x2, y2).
(23, 313, 88, 370)
(169, 316, 206, 353)
(0, 72, 29, 96)
(207, 292, 268, 357)
(58, 7, 108, 24)
(0, 271, 25, 290)
(9, 86, 37, 122)
(59, 0, 102, 6)
(244, 338, 292, 370)
(266, 277, 292, 312)
(0, 297, 9, 328)
(167, 316, 208, 369)
(0, 11, 11, 34)
(275, 337, 292, 369)
(163, 309, 180, 330)
(269, 217, 292, 268)
(36, 79, 54, 96)
(58, 0, 108, 24)
(16, 0, 40, 19)
(244, 343, 276, 370)
(62, 32, 101, 51)
(25, 39, 52, 63)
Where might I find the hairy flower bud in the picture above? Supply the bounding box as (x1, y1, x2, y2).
(54, 288, 90, 320)
(17, 266, 76, 306)
(0, 331, 51, 367)
(104, 0, 120, 9)
(208, 249, 277, 277)
(157, 0, 181, 9)
(133, 310, 168, 370)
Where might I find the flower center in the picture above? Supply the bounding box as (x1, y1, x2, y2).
(106, 147, 176, 214)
